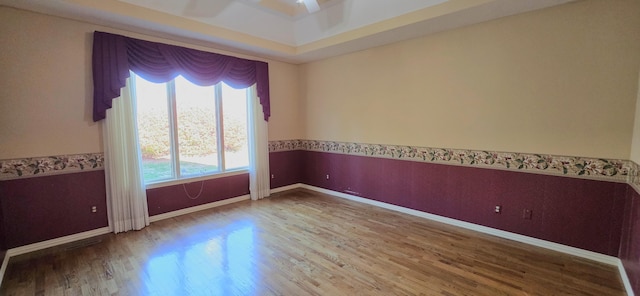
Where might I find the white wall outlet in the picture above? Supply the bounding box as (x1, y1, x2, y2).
(91, 206, 97, 213)
(326, 174, 330, 180)
(494, 205, 501, 213)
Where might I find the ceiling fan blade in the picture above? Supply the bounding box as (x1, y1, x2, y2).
(302, 0, 320, 13)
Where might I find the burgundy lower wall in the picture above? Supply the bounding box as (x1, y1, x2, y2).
(0, 149, 633, 276)
(620, 187, 640, 294)
(269, 150, 303, 189)
(0, 170, 249, 249)
(0, 196, 5, 263)
(0, 154, 272, 252)
(146, 173, 249, 216)
(0, 171, 109, 248)
(301, 150, 626, 256)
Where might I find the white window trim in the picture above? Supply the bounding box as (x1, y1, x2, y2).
(145, 169, 249, 190)
(132, 72, 251, 187)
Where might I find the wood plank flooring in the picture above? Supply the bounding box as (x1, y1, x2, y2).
(1, 189, 626, 295)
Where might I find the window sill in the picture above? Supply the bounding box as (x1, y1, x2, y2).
(145, 169, 249, 190)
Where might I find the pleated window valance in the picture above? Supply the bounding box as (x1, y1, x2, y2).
(92, 31, 270, 122)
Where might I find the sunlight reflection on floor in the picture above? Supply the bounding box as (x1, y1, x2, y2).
(143, 221, 257, 295)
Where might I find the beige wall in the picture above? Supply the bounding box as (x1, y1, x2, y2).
(3, 0, 640, 161)
(0, 8, 101, 159)
(267, 62, 303, 141)
(300, 0, 640, 159)
(0, 7, 301, 160)
(631, 70, 640, 164)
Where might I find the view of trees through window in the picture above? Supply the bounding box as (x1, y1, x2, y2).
(133, 73, 249, 183)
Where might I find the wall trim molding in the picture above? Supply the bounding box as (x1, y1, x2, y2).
(270, 183, 302, 194)
(149, 194, 251, 223)
(297, 184, 619, 265)
(0, 194, 252, 288)
(0, 253, 9, 290)
(618, 259, 636, 296)
(269, 140, 633, 184)
(5, 227, 112, 258)
(0, 185, 632, 294)
(272, 183, 633, 294)
(0, 226, 112, 288)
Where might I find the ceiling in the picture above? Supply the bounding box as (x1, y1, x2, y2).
(0, 0, 574, 63)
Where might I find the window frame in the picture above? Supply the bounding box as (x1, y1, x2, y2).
(131, 72, 250, 188)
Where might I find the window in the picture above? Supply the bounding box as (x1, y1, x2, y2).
(132, 72, 250, 184)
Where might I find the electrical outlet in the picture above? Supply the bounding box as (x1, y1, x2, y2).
(91, 206, 97, 213)
(494, 205, 501, 213)
(326, 174, 330, 180)
(523, 209, 532, 220)
(271, 174, 275, 179)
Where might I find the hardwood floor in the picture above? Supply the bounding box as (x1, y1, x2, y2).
(1, 189, 626, 295)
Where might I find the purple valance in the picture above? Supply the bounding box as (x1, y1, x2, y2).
(92, 31, 270, 122)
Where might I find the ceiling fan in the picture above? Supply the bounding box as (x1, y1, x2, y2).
(245, 0, 322, 14)
(297, 0, 321, 13)
(184, 0, 323, 17)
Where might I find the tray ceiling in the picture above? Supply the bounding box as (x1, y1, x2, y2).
(0, 0, 574, 63)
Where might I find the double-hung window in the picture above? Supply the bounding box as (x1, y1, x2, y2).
(131, 72, 250, 184)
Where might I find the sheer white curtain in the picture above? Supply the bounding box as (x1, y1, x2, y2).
(102, 78, 149, 233)
(248, 85, 270, 200)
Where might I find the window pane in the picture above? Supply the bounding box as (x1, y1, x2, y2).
(174, 76, 219, 176)
(135, 75, 173, 182)
(222, 82, 249, 169)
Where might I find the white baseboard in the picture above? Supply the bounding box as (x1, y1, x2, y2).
(149, 194, 250, 223)
(0, 226, 111, 288)
(297, 184, 636, 294)
(270, 183, 304, 194)
(299, 184, 619, 265)
(0, 252, 9, 289)
(0, 194, 251, 288)
(618, 259, 636, 296)
(0, 185, 633, 295)
(2, 196, 249, 257)
(6, 227, 112, 258)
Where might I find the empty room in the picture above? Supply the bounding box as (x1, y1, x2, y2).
(1, 0, 640, 295)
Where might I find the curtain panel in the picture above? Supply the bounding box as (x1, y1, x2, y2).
(103, 78, 149, 233)
(92, 31, 270, 122)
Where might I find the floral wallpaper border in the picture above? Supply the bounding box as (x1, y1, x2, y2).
(629, 161, 640, 191)
(269, 139, 637, 184)
(1, 142, 638, 188)
(0, 153, 104, 180)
